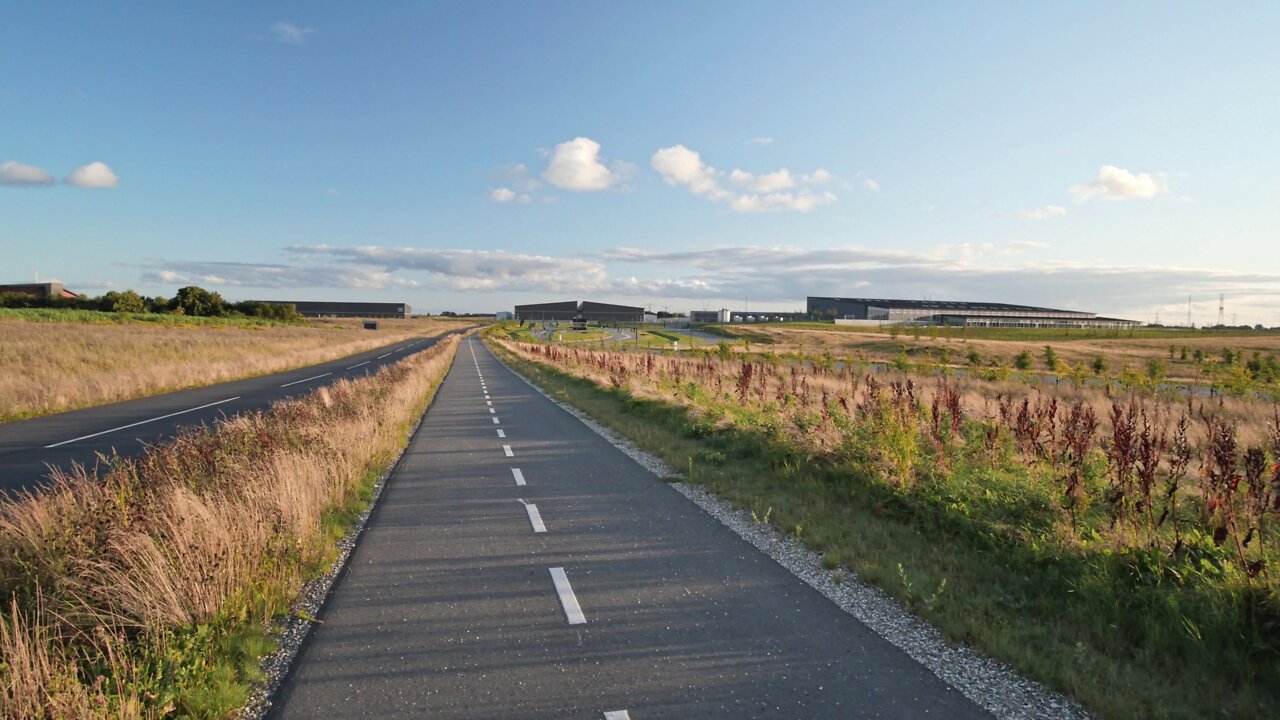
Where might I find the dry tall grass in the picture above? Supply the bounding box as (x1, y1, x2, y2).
(0, 333, 461, 717)
(0, 317, 468, 421)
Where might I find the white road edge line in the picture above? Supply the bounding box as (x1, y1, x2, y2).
(45, 396, 242, 448)
(521, 500, 547, 533)
(347, 361, 370, 369)
(503, 444, 514, 457)
(511, 468, 526, 486)
(549, 567, 586, 625)
(497, 429, 506, 438)
(281, 372, 332, 388)
(604, 712, 631, 720)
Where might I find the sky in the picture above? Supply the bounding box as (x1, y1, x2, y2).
(2, 2, 1279, 325)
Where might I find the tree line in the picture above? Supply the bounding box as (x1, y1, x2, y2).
(0, 285, 302, 321)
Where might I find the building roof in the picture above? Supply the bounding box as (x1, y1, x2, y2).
(809, 296, 1083, 314)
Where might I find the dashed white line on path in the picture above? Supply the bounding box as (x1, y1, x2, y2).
(492, 417, 500, 424)
(503, 444, 514, 457)
(489, 408, 496, 414)
(511, 468, 526, 486)
(45, 396, 243, 448)
(486, 400, 493, 406)
(549, 567, 586, 625)
(520, 500, 547, 533)
(346, 361, 369, 369)
(281, 372, 332, 388)
(497, 429, 506, 438)
(377, 353, 392, 359)
(604, 712, 631, 720)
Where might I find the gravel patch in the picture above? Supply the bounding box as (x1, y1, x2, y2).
(493, 345, 1093, 720)
(239, 397, 435, 719)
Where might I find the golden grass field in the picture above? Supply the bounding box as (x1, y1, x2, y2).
(0, 316, 471, 421)
(737, 324, 1280, 383)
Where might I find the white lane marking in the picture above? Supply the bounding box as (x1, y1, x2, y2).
(45, 396, 242, 448)
(549, 568, 586, 625)
(484, 394, 490, 399)
(503, 444, 514, 457)
(486, 400, 492, 406)
(497, 429, 506, 438)
(492, 417, 500, 424)
(281, 372, 332, 388)
(489, 408, 496, 414)
(346, 361, 370, 369)
(521, 501, 547, 533)
(511, 468, 526, 486)
(377, 353, 392, 359)
(604, 712, 631, 720)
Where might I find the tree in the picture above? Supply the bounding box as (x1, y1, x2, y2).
(1091, 354, 1108, 375)
(171, 286, 226, 317)
(1146, 358, 1167, 382)
(1014, 350, 1033, 370)
(1042, 345, 1060, 371)
(111, 289, 145, 313)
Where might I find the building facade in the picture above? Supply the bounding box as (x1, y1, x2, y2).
(807, 296, 1139, 329)
(514, 300, 644, 324)
(0, 282, 79, 299)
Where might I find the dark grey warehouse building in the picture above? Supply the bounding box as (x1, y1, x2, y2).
(253, 300, 412, 318)
(806, 296, 1139, 330)
(514, 300, 644, 323)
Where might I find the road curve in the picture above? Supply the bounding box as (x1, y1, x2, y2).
(269, 338, 989, 719)
(0, 328, 468, 494)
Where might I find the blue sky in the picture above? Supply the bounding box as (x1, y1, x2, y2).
(3, 2, 1278, 324)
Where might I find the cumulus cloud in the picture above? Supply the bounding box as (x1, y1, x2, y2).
(1016, 205, 1067, 220)
(1, 160, 54, 186)
(65, 161, 118, 188)
(1071, 165, 1168, 201)
(862, 178, 880, 192)
(271, 22, 314, 44)
(490, 187, 516, 203)
(651, 145, 837, 213)
(542, 137, 622, 191)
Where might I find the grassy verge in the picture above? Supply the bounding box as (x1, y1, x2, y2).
(0, 334, 462, 717)
(771, 321, 1279, 341)
(0, 308, 308, 327)
(485, 336, 1279, 720)
(0, 318, 467, 422)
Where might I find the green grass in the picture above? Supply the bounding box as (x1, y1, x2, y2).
(488, 339, 1279, 720)
(0, 307, 306, 327)
(770, 321, 1278, 342)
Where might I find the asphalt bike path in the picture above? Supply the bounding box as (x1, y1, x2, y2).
(0, 329, 467, 493)
(270, 337, 990, 718)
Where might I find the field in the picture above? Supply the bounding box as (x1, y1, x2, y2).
(0, 334, 461, 717)
(708, 322, 1280, 387)
(487, 331, 1280, 719)
(0, 312, 471, 421)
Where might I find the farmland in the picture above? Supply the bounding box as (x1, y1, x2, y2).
(487, 331, 1280, 719)
(0, 313, 470, 421)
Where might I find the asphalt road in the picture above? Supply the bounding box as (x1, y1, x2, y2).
(0, 329, 467, 494)
(270, 338, 989, 719)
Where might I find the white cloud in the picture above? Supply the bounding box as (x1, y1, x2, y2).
(1, 160, 55, 186)
(542, 137, 620, 191)
(65, 161, 118, 188)
(491, 187, 516, 203)
(651, 145, 729, 199)
(862, 178, 880, 192)
(651, 145, 837, 213)
(750, 136, 774, 145)
(1016, 205, 1067, 220)
(142, 261, 417, 290)
(271, 22, 314, 44)
(326, 188, 340, 196)
(1070, 165, 1168, 201)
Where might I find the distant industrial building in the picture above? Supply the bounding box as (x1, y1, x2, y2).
(690, 308, 732, 323)
(0, 281, 79, 299)
(252, 300, 411, 319)
(514, 300, 644, 324)
(807, 296, 1139, 329)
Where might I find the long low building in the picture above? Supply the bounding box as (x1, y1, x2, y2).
(252, 300, 411, 318)
(515, 300, 644, 323)
(807, 296, 1139, 329)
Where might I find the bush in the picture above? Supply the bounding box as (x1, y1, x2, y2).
(1014, 350, 1033, 370)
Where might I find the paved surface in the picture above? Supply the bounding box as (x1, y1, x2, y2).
(0, 329, 466, 494)
(271, 338, 989, 719)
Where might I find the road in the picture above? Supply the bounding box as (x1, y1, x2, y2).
(0, 329, 467, 494)
(270, 338, 988, 719)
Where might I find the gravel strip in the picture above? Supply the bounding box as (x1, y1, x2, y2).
(493, 344, 1093, 720)
(239, 389, 437, 719)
